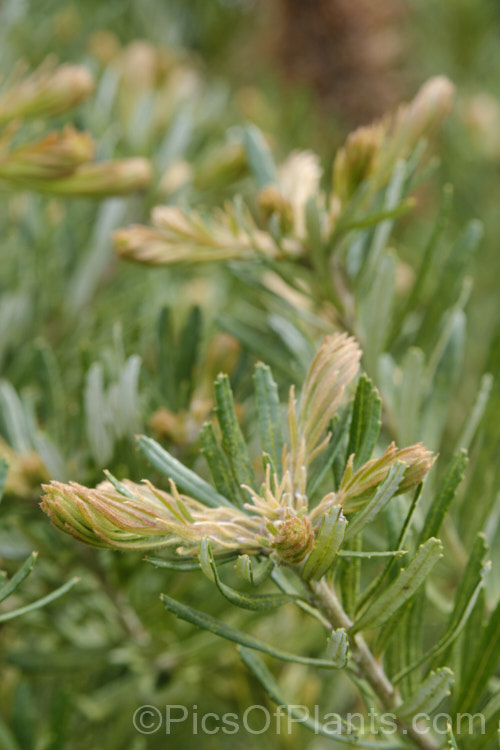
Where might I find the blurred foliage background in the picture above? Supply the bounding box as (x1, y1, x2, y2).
(0, 1, 500, 748)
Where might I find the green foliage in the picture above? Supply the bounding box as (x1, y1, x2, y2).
(1, 2, 500, 749)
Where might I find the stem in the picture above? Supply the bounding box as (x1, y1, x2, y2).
(310, 579, 440, 750)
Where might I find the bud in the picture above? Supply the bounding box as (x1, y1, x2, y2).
(297, 333, 361, 462)
(41, 478, 262, 553)
(37, 157, 152, 197)
(0, 438, 49, 498)
(41, 479, 187, 549)
(0, 63, 94, 125)
(332, 124, 383, 202)
(278, 150, 322, 237)
(258, 185, 294, 234)
(390, 76, 455, 150)
(114, 204, 279, 266)
(338, 442, 435, 513)
(270, 512, 314, 565)
(395, 443, 437, 493)
(0, 127, 95, 186)
(378, 76, 455, 178)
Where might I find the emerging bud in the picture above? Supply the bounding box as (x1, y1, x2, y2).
(277, 150, 322, 237)
(258, 185, 295, 234)
(270, 512, 314, 565)
(0, 438, 49, 498)
(297, 333, 361, 463)
(41, 478, 263, 554)
(0, 63, 94, 124)
(332, 124, 383, 203)
(34, 157, 152, 197)
(114, 204, 281, 266)
(389, 76, 455, 151)
(338, 442, 435, 513)
(0, 127, 95, 186)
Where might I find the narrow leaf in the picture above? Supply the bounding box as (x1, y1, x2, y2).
(327, 629, 349, 668)
(235, 555, 274, 586)
(394, 535, 488, 682)
(214, 374, 256, 489)
(200, 422, 244, 507)
(396, 668, 454, 722)
(253, 363, 284, 474)
(0, 457, 8, 503)
(242, 125, 277, 188)
(176, 306, 202, 408)
(145, 552, 237, 572)
(347, 375, 382, 470)
(157, 306, 176, 408)
(0, 577, 79, 623)
(138, 435, 234, 508)
(302, 506, 347, 581)
(419, 450, 468, 543)
(345, 463, 406, 541)
(0, 552, 38, 605)
(351, 538, 443, 633)
(238, 648, 398, 748)
(457, 595, 500, 713)
(161, 593, 339, 668)
(200, 540, 293, 611)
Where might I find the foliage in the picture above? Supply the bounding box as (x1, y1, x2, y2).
(1, 2, 500, 750)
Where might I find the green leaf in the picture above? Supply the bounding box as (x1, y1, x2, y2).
(456, 594, 500, 713)
(347, 375, 382, 470)
(161, 593, 340, 668)
(362, 159, 407, 285)
(242, 125, 277, 188)
(419, 450, 468, 543)
(138, 435, 234, 508)
(0, 576, 79, 623)
(351, 538, 443, 634)
(145, 552, 237, 571)
(199, 539, 293, 611)
(102, 470, 136, 499)
(0, 457, 9, 502)
(200, 422, 244, 507)
(327, 628, 349, 668)
(308, 407, 351, 496)
(339, 534, 361, 617)
(302, 506, 347, 581)
(238, 648, 399, 748)
(176, 306, 202, 408)
(0, 715, 20, 750)
(361, 251, 397, 376)
(0, 381, 32, 454)
(457, 373, 493, 451)
(338, 549, 407, 559)
(418, 220, 482, 349)
(157, 306, 176, 408)
(392, 185, 452, 342)
(84, 363, 113, 465)
(397, 348, 425, 446)
(396, 668, 454, 722)
(253, 363, 284, 474)
(393, 534, 489, 683)
(344, 463, 406, 541)
(214, 374, 256, 490)
(0, 552, 38, 605)
(234, 554, 274, 586)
